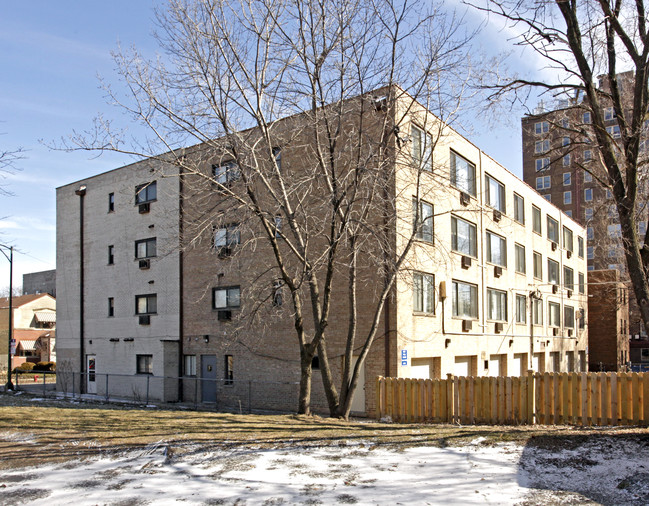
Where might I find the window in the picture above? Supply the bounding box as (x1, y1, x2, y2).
(272, 147, 282, 171)
(184, 355, 197, 376)
(213, 286, 241, 309)
(563, 173, 571, 186)
(564, 306, 575, 329)
(108, 297, 114, 317)
(135, 181, 157, 204)
(452, 281, 478, 319)
(213, 161, 240, 185)
(563, 227, 573, 253)
(516, 294, 527, 324)
(640, 221, 648, 236)
(561, 119, 570, 129)
(135, 294, 157, 315)
(565, 210, 572, 218)
(608, 246, 618, 258)
(578, 236, 584, 258)
(583, 111, 591, 124)
(535, 140, 550, 153)
(587, 226, 594, 240)
(412, 125, 432, 172)
(513, 193, 524, 224)
(548, 302, 561, 327)
(451, 215, 477, 257)
(585, 208, 593, 221)
(108, 245, 115, 265)
(450, 151, 476, 196)
(273, 215, 282, 238)
(515, 244, 526, 274)
(272, 280, 283, 307)
(536, 176, 551, 190)
(135, 237, 157, 259)
(486, 231, 506, 267)
(587, 246, 594, 259)
(533, 251, 542, 279)
(608, 224, 622, 238)
(606, 125, 621, 138)
(578, 272, 585, 294)
(413, 273, 435, 314)
(137, 355, 153, 375)
(536, 158, 550, 171)
(564, 191, 572, 205)
(214, 224, 241, 248)
(604, 107, 616, 121)
(563, 154, 571, 166)
(562, 137, 570, 147)
(532, 206, 542, 235)
(535, 121, 549, 134)
(584, 150, 592, 163)
(547, 216, 559, 243)
(413, 199, 434, 242)
(225, 355, 234, 385)
(543, 194, 552, 203)
(108, 193, 115, 212)
(608, 204, 617, 219)
(564, 266, 574, 290)
(487, 288, 507, 321)
(532, 298, 543, 325)
(548, 259, 559, 284)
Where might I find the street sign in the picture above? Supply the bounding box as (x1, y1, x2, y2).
(10, 338, 15, 355)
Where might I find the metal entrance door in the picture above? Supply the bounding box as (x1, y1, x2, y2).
(350, 356, 366, 414)
(201, 355, 217, 402)
(86, 354, 96, 394)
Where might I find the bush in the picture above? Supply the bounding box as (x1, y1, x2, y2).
(33, 361, 55, 372)
(13, 362, 34, 373)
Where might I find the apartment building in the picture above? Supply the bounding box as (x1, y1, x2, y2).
(57, 87, 588, 414)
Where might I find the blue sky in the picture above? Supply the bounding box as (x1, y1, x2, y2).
(0, 1, 543, 290)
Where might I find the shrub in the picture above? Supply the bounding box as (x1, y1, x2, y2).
(33, 361, 55, 372)
(13, 362, 35, 373)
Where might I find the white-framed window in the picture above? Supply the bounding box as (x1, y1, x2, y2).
(413, 199, 434, 242)
(578, 272, 585, 294)
(213, 286, 241, 309)
(604, 107, 616, 121)
(606, 125, 621, 138)
(183, 355, 197, 376)
(587, 226, 594, 240)
(135, 237, 157, 259)
(578, 236, 584, 258)
(516, 294, 527, 324)
(515, 243, 526, 274)
(535, 140, 550, 153)
(486, 231, 507, 267)
(514, 193, 525, 224)
(583, 111, 592, 124)
(487, 288, 507, 321)
(585, 207, 593, 221)
(214, 224, 241, 248)
(451, 215, 477, 257)
(608, 224, 622, 238)
(564, 191, 572, 204)
(536, 158, 550, 171)
(564, 266, 574, 289)
(563, 154, 571, 166)
(584, 188, 593, 201)
(135, 294, 157, 315)
(135, 181, 157, 204)
(532, 205, 542, 235)
(563, 226, 573, 253)
(533, 251, 542, 279)
(411, 125, 433, 172)
(213, 161, 240, 185)
(562, 137, 570, 147)
(584, 150, 593, 163)
(136, 354, 153, 375)
(413, 272, 435, 314)
(486, 174, 506, 213)
(536, 176, 551, 190)
(563, 172, 571, 186)
(587, 246, 594, 260)
(548, 301, 561, 327)
(548, 259, 560, 284)
(452, 280, 478, 319)
(535, 121, 549, 134)
(450, 151, 476, 196)
(547, 216, 559, 243)
(532, 298, 543, 325)
(564, 306, 575, 329)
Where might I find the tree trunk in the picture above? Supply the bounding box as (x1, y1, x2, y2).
(298, 349, 313, 415)
(317, 336, 340, 416)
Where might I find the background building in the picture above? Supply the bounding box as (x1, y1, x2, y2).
(23, 269, 56, 297)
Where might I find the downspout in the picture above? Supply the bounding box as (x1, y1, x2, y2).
(75, 185, 87, 393)
(178, 163, 185, 401)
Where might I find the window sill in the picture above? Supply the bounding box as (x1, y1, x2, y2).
(412, 311, 436, 317)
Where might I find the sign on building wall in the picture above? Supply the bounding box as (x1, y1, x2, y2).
(401, 349, 409, 367)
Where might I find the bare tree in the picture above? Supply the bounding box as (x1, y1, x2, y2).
(68, 0, 477, 417)
(469, 0, 649, 335)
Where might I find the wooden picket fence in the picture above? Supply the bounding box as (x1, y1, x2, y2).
(376, 371, 649, 426)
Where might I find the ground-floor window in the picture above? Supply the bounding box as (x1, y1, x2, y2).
(136, 354, 153, 375)
(184, 354, 197, 376)
(225, 355, 234, 385)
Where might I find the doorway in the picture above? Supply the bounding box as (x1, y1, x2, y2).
(86, 354, 96, 394)
(201, 354, 217, 403)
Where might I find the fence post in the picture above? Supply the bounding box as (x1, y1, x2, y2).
(194, 377, 198, 409)
(146, 375, 150, 406)
(73, 372, 76, 398)
(42, 373, 46, 396)
(105, 374, 109, 401)
(248, 381, 252, 414)
(376, 376, 383, 420)
(446, 374, 454, 424)
(526, 370, 535, 425)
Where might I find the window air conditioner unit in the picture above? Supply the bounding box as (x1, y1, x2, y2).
(551, 241, 558, 251)
(495, 322, 504, 333)
(218, 310, 232, 321)
(460, 192, 470, 206)
(567, 290, 572, 298)
(139, 315, 151, 325)
(552, 284, 559, 294)
(462, 319, 472, 332)
(139, 259, 150, 269)
(567, 250, 572, 258)
(461, 255, 472, 269)
(217, 247, 232, 259)
(138, 203, 150, 214)
(552, 327, 560, 336)
(493, 209, 502, 222)
(567, 328, 573, 337)
(494, 266, 503, 278)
